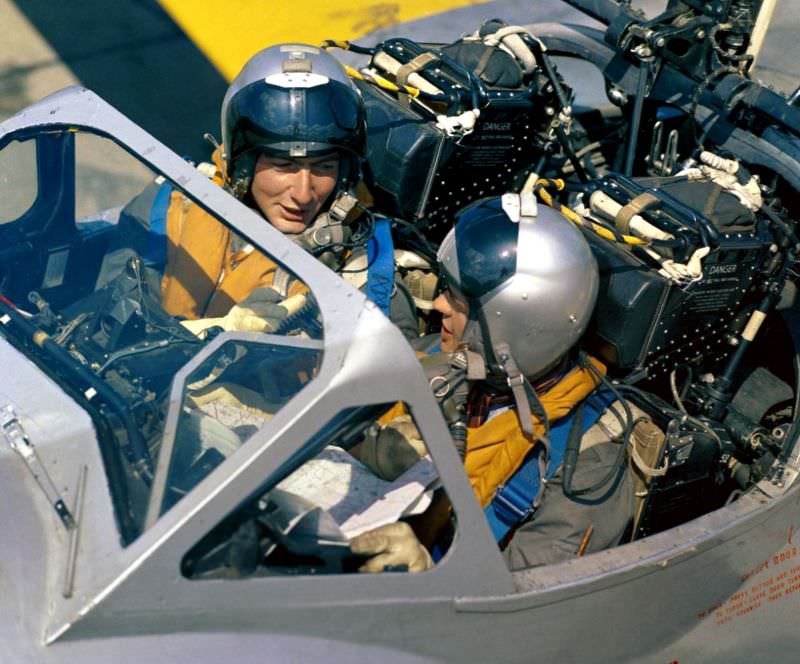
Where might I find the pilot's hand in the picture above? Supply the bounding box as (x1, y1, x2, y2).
(358, 415, 426, 481)
(187, 382, 277, 420)
(222, 287, 289, 333)
(180, 288, 295, 336)
(350, 522, 433, 573)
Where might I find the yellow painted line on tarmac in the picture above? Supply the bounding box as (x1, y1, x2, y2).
(158, 0, 490, 81)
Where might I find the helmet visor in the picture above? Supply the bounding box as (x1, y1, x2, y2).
(226, 78, 364, 163)
(437, 198, 519, 300)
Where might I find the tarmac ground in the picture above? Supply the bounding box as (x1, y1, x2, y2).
(1, 0, 796, 161)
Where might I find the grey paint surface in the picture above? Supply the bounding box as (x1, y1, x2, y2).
(2, 3, 800, 662)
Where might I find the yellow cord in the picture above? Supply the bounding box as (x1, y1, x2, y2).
(534, 179, 648, 247)
(320, 39, 350, 51)
(323, 40, 424, 98)
(343, 64, 421, 98)
(324, 43, 643, 251)
(343, 64, 365, 80)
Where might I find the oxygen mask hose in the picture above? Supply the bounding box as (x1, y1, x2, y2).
(422, 351, 470, 460)
(562, 354, 633, 499)
(442, 396, 467, 460)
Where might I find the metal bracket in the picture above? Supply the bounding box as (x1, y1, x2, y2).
(646, 121, 680, 176)
(1, 404, 75, 530)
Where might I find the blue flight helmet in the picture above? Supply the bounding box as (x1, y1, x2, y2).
(220, 44, 366, 200)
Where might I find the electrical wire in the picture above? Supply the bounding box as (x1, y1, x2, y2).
(319, 39, 376, 56)
(617, 377, 722, 447)
(689, 65, 740, 150)
(389, 216, 440, 265)
(669, 365, 692, 413)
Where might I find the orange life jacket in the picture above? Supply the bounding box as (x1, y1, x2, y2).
(378, 357, 605, 507)
(464, 357, 605, 507)
(159, 151, 305, 319)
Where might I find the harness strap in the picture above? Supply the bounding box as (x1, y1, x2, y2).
(396, 52, 439, 88)
(615, 192, 659, 235)
(366, 218, 395, 317)
(483, 390, 615, 542)
(143, 180, 174, 270)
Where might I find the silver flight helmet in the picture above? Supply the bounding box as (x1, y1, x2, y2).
(220, 43, 366, 199)
(437, 193, 599, 381)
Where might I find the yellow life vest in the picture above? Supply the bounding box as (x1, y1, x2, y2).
(159, 149, 305, 319)
(464, 357, 605, 507)
(376, 357, 605, 508)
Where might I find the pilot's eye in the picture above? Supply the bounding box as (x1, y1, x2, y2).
(311, 160, 339, 176)
(269, 159, 297, 171)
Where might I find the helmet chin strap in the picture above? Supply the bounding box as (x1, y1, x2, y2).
(494, 341, 552, 506)
(495, 341, 556, 510)
(494, 342, 536, 437)
(460, 305, 510, 382)
(458, 315, 537, 437)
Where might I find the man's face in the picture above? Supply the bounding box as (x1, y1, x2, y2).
(250, 153, 340, 234)
(433, 285, 469, 352)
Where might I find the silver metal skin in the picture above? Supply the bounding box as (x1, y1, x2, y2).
(3, 4, 800, 662)
(438, 196, 598, 379)
(0, 86, 507, 659)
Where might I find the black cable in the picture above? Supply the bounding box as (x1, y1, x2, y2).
(562, 354, 634, 499)
(762, 204, 800, 247)
(128, 256, 200, 346)
(390, 216, 440, 265)
(689, 65, 740, 150)
(624, 57, 650, 176)
(320, 39, 376, 56)
(98, 339, 194, 375)
(524, 34, 573, 112)
(554, 124, 590, 184)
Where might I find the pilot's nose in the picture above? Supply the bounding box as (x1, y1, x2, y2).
(290, 167, 314, 207)
(433, 292, 452, 317)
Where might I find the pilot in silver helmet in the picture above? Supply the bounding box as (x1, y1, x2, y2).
(352, 193, 637, 572)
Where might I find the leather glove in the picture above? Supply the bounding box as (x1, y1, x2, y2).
(181, 289, 298, 336)
(221, 287, 289, 333)
(350, 522, 433, 573)
(358, 415, 427, 481)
